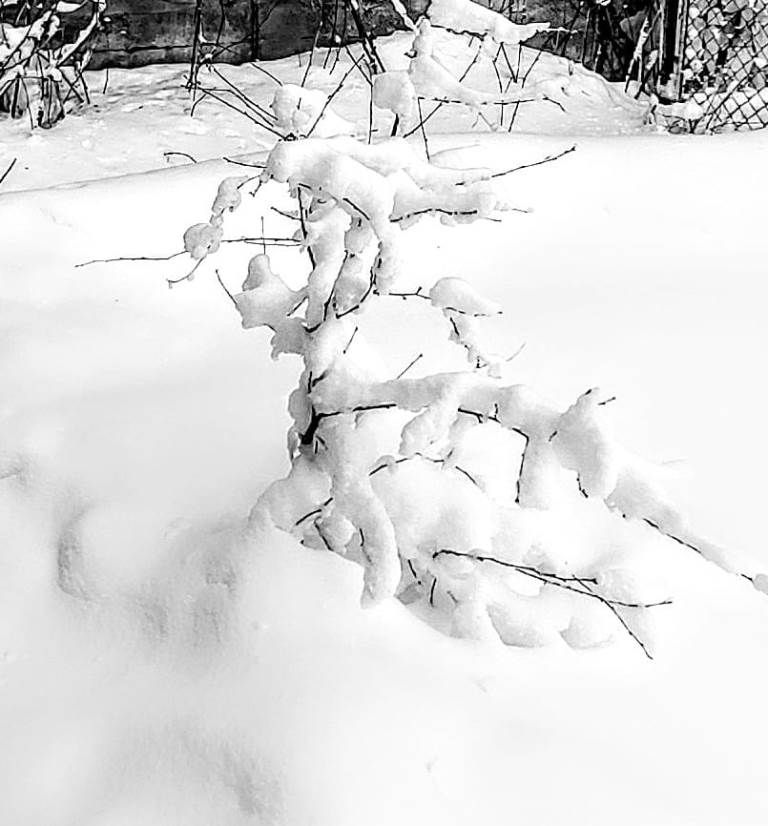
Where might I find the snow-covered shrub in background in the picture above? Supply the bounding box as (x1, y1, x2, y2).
(369, 0, 562, 136)
(184, 131, 768, 658)
(0, 0, 105, 127)
(191, 0, 561, 144)
(372, 18, 532, 118)
(425, 0, 549, 44)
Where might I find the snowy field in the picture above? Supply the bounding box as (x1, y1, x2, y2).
(2, 28, 768, 826)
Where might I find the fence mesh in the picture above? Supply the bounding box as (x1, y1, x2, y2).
(680, 0, 768, 130)
(490, 0, 768, 130)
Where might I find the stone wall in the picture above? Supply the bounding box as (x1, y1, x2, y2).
(90, 0, 427, 69)
(89, 0, 634, 80)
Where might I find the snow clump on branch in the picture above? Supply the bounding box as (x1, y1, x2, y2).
(426, 0, 550, 44)
(271, 83, 357, 138)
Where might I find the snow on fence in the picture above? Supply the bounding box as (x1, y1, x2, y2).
(485, 0, 768, 131)
(667, 0, 768, 130)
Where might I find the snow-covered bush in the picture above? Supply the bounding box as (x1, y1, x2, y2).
(372, 17, 540, 122)
(0, 0, 105, 127)
(371, 1, 560, 135)
(174, 0, 767, 658)
(183, 129, 768, 658)
(190, 0, 560, 145)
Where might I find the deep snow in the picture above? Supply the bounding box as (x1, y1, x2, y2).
(2, 30, 768, 826)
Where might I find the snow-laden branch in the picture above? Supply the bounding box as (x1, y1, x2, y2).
(179, 120, 766, 658)
(425, 0, 550, 45)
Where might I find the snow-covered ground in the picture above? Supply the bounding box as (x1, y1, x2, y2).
(0, 31, 647, 193)
(2, 30, 768, 826)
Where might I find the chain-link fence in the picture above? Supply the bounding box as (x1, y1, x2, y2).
(490, 0, 646, 80)
(678, 0, 768, 129)
(487, 0, 768, 130)
(33, 0, 767, 131)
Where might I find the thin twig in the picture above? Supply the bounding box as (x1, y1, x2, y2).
(574, 575, 654, 660)
(208, 65, 277, 121)
(506, 341, 527, 363)
(396, 352, 423, 380)
(392, 206, 528, 223)
(0, 157, 17, 187)
(249, 61, 284, 86)
(167, 258, 203, 286)
(343, 44, 373, 87)
(215, 268, 239, 309)
(192, 86, 284, 138)
(305, 61, 357, 138)
(433, 549, 672, 613)
(223, 156, 267, 169)
(76, 251, 187, 267)
(456, 146, 576, 187)
(343, 325, 359, 355)
(301, 25, 321, 88)
(416, 97, 431, 161)
(163, 151, 198, 164)
(271, 205, 300, 221)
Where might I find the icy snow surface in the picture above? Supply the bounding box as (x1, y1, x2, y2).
(2, 29, 768, 826)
